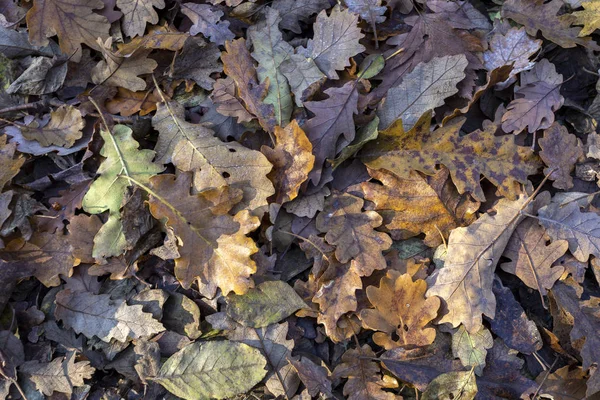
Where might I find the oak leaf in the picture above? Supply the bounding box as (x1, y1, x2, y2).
(146, 172, 259, 294)
(360, 271, 440, 349)
(502, 0, 599, 49)
(304, 82, 359, 185)
(573, 1, 600, 37)
(345, 0, 387, 24)
(226, 280, 307, 327)
(270, 0, 330, 33)
(539, 122, 584, 190)
(332, 344, 396, 400)
(106, 87, 161, 117)
(483, 26, 541, 87)
(501, 218, 568, 297)
(422, 370, 477, 400)
(361, 112, 540, 202)
(6, 55, 68, 95)
(360, 168, 479, 247)
(55, 289, 165, 342)
(17, 105, 84, 148)
(221, 38, 277, 132)
(154, 341, 267, 400)
(538, 201, 600, 262)
(248, 7, 293, 126)
(377, 54, 468, 130)
(426, 195, 532, 333)
(169, 38, 221, 90)
(501, 59, 564, 134)
(316, 193, 392, 276)
(26, 0, 110, 62)
(0, 135, 25, 189)
(117, 25, 189, 55)
(261, 120, 314, 204)
(279, 52, 326, 107)
(152, 100, 274, 213)
(91, 39, 158, 91)
(19, 352, 94, 396)
(451, 325, 493, 375)
(0, 231, 74, 287)
(289, 357, 333, 398)
(181, 2, 235, 45)
(117, 0, 164, 38)
(298, 5, 366, 79)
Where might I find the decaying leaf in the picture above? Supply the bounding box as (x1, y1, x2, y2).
(261, 120, 314, 204)
(117, 0, 164, 38)
(181, 2, 235, 45)
(289, 357, 333, 398)
(298, 5, 366, 79)
(55, 289, 165, 342)
(538, 201, 600, 262)
(16, 105, 84, 148)
(452, 325, 493, 375)
(422, 369, 477, 400)
(360, 168, 479, 247)
(539, 122, 584, 189)
(146, 172, 259, 294)
(154, 341, 267, 400)
(426, 195, 531, 333)
(362, 112, 540, 202)
(332, 344, 396, 400)
(271, 0, 330, 33)
(377, 54, 468, 130)
(19, 352, 95, 396)
(501, 218, 568, 296)
(360, 271, 440, 349)
(573, 0, 600, 37)
(226, 280, 307, 327)
(26, 0, 110, 62)
(0, 135, 25, 189)
(316, 193, 392, 276)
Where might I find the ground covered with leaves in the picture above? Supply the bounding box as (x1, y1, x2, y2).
(2, 0, 600, 398)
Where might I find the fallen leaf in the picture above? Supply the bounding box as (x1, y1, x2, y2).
(271, 0, 331, 33)
(426, 195, 531, 333)
(146, 172, 259, 294)
(316, 193, 392, 276)
(422, 369, 477, 400)
(26, 0, 110, 62)
(377, 54, 468, 131)
(117, 0, 164, 38)
(162, 293, 202, 339)
(248, 7, 293, 126)
(360, 168, 479, 247)
(298, 5, 366, 79)
(289, 357, 334, 398)
(154, 341, 267, 400)
(362, 112, 540, 202)
(261, 120, 315, 204)
(500, 218, 568, 296)
(280, 52, 326, 107)
(360, 271, 440, 349)
(539, 122, 584, 189)
(16, 105, 84, 147)
(221, 38, 277, 132)
(226, 280, 307, 327)
(55, 289, 165, 342)
(501, 59, 564, 134)
(332, 344, 396, 400)
(0, 135, 25, 189)
(6, 55, 68, 95)
(451, 325, 493, 375)
(169, 37, 221, 90)
(152, 99, 274, 212)
(538, 201, 600, 262)
(572, 0, 600, 37)
(117, 24, 189, 55)
(106, 87, 161, 116)
(181, 2, 235, 45)
(19, 352, 95, 396)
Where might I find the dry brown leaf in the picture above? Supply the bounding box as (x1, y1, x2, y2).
(332, 344, 396, 400)
(426, 195, 532, 333)
(221, 38, 277, 132)
(539, 123, 584, 190)
(17, 105, 84, 148)
(19, 352, 94, 396)
(501, 218, 568, 296)
(261, 120, 315, 204)
(360, 271, 440, 350)
(146, 172, 259, 294)
(117, 0, 165, 38)
(362, 112, 540, 202)
(360, 168, 479, 247)
(117, 24, 189, 55)
(91, 38, 157, 91)
(106, 87, 161, 117)
(181, 2, 235, 45)
(0, 135, 25, 189)
(26, 0, 110, 62)
(316, 193, 392, 277)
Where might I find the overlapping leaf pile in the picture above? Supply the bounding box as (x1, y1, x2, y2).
(2, 0, 600, 398)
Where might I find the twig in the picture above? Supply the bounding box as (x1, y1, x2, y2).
(531, 357, 558, 399)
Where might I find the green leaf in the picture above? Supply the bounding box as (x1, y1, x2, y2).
(422, 369, 478, 400)
(82, 124, 163, 258)
(154, 341, 267, 400)
(248, 7, 293, 126)
(226, 280, 307, 327)
(452, 325, 493, 375)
